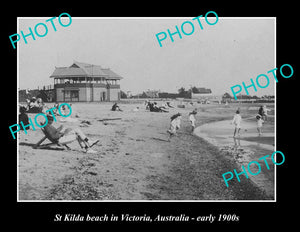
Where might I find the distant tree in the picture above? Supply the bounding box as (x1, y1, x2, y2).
(178, 87, 186, 94)
(237, 94, 252, 99)
(176, 87, 191, 98)
(222, 92, 232, 99)
(140, 92, 148, 98)
(191, 86, 200, 93)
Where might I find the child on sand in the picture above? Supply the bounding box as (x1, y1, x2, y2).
(263, 105, 271, 122)
(167, 113, 182, 141)
(231, 110, 242, 137)
(256, 114, 264, 136)
(19, 106, 29, 130)
(189, 110, 197, 132)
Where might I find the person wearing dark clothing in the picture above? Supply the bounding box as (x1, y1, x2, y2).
(166, 102, 174, 108)
(147, 102, 168, 112)
(111, 103, 122, 111)
(258, 106, 264, 117)
(19, 106, 29, 130)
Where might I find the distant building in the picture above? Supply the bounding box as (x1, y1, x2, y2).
(50, 61, 123, 102)
(191, 87, 213, 99)
(191, 87, 222, 103)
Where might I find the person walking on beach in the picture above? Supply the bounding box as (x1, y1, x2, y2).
(256, 114, 264, 136)
(167, 113, 182, 141)
(231, 110, 242, 137)
(189, 109, 197, 132)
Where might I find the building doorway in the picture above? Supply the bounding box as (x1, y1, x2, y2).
(64, 90, 79, 102)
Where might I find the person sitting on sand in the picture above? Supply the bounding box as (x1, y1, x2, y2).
(157, 102, 168, 111)
(153, 102, 160, 110)
(111, 103, 122, 111)
(160, 102, 168, 109)
(189, 109, 197, 132)
(148, 102, 156, 112)
(256, 114, 264, 136)
(148, 102, 168, 112)
(145, 100, 150, 110)
(167, 113, 182, 141)
(36, 98, 44, 107)
(146, 102, 152, 111)
(42, 114, 99, 153)
(29, 97, 39, 108)
(166, 102, 174, 108)
(231, 110, 242, 138)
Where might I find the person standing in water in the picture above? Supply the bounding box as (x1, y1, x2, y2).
(231, 110, 242, 138)
(256, 114, 264, 136)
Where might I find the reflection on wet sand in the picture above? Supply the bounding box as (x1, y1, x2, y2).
(194, 119, 275, 199)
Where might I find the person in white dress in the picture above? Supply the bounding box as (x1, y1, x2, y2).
(231, 110, 242, 137)
(167, 113, 182, 141)
(189, 110, 197, 132)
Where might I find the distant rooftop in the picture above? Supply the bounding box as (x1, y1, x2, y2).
(192, 87, 212, 94)
(50, 61, 123, 80)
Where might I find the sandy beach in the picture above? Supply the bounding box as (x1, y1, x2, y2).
(18, 101, 275, 201)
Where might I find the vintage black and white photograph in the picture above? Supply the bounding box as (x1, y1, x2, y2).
(17, 17, 275, 201)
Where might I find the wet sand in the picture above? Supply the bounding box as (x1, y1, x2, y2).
(194, 115, 275, 198)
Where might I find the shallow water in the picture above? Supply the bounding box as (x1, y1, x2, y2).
(195, 118, 274, 150)
(194, 118, 275, 198)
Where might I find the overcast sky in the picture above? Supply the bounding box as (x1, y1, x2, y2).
(18, 17, 275, 96)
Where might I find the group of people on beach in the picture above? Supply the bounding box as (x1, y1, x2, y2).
(110, 100, 196, 142)
(20, 98, 272, 153)
(166, 109, 198, 141)
(144, 100, 173, 112)
(24, 97, 44, 112)
(231, 105, 271, 138)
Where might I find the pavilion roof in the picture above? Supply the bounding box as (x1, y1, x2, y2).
(50, 61, 123, 80)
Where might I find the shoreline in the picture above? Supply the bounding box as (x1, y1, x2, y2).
(193, 118, 275, 198)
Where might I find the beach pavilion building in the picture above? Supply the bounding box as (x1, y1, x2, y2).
(50, 61, 123, 102)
